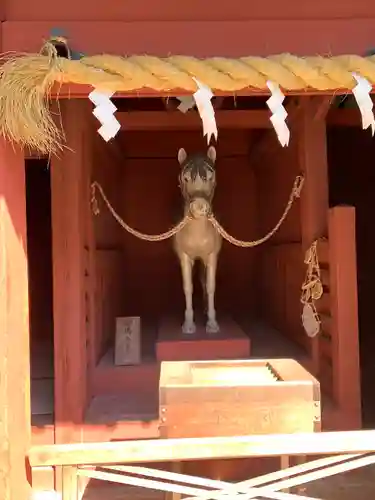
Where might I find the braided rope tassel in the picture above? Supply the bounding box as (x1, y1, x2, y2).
(301, 241, 323, 338)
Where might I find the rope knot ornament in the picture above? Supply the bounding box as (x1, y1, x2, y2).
(301, 240, 324, 338)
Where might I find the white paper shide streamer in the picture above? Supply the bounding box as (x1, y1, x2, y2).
(88, 89, 121, 142)
(266, 81, 290, 147)
(352, 73, 375, 135)
(176, 81, 218, 143)
(193, 78, 218, 144)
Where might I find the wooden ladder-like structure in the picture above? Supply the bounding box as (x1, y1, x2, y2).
(29, 429, 375, 500)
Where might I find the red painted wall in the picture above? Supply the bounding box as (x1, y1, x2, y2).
(119, 130, 257, 318)
(91, 127, 310, 360)
(254, 130, 307, 350)
(92, 129, 260, 359)
(3, 0, 375, 22)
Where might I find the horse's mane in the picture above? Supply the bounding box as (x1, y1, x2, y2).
(180, 153, 215, 182)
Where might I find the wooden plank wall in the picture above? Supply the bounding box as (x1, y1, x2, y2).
(119, 130, 257, 318)
(328, 207, 360, 428)
(313, 239, 332, 396)
(51, 100, 93, 444)
(253, 125, 361, 429)
(91, 134, 125, 365)
(253, 130, 307, 350)
(314, 208, 360, 429)
(91, 129, 257, 361)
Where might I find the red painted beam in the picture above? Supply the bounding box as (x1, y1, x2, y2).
(2, 19, 375, 57)
(117, 110, 273, 130)
(4, 0, 375, 23)
(116, 109, 367, 130)
(48, 84, 360, 98)
(2, 20, 375, 97)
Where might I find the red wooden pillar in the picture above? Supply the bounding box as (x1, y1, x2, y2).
(329, 206, 361, 428)
(296, 97, 329, 375)
(0, 140, 31, 500)
(51, 100, 93, 445)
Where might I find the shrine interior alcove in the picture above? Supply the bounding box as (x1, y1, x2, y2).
(327, 124, 375, 428)
(84, 96, 309, 430)
(26, 96, 357, 443)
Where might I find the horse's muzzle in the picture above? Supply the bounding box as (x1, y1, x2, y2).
(189, 198, 211, 218)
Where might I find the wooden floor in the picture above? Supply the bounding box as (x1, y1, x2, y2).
(86, 320, 311, 426)
(31, 320, 308, 435)
(29, 320, 375, 498)
(30, 318, 344, 444)
(31, 339, 54, 429)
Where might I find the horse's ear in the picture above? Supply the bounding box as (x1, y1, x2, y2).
(178, 148, 187, 165)
(207, 145, 216, 164)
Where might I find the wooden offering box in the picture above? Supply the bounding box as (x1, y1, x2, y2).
(159, 359, 321, 438)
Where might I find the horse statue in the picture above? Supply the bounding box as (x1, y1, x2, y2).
(173, 146, 222, 335)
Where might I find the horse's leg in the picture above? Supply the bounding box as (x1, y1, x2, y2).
(199, 262, 207, 314)
(205, 253, 219, 333)
(179, 253, 196, 334)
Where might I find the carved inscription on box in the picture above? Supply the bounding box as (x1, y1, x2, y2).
(114, 316, 141, 366)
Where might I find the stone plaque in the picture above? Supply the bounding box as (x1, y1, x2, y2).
(114, 316, 141, 365)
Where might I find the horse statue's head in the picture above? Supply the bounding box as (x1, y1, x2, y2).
(177, 146, 217, 219)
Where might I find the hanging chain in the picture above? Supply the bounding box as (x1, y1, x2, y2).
(91, 181, 192, 242)
(208, 175, 304, 247)
(91, 174, 303, 246)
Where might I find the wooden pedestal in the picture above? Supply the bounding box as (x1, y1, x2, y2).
(156, 317, 250, 362)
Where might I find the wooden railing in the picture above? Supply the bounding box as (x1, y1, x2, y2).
(29, 430, 375, 500)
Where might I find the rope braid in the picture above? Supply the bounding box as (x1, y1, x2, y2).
(0, 37, 375, 152)
(91, 174, 303, 246)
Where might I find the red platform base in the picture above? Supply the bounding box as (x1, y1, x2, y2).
(156, 316, 250, 362)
